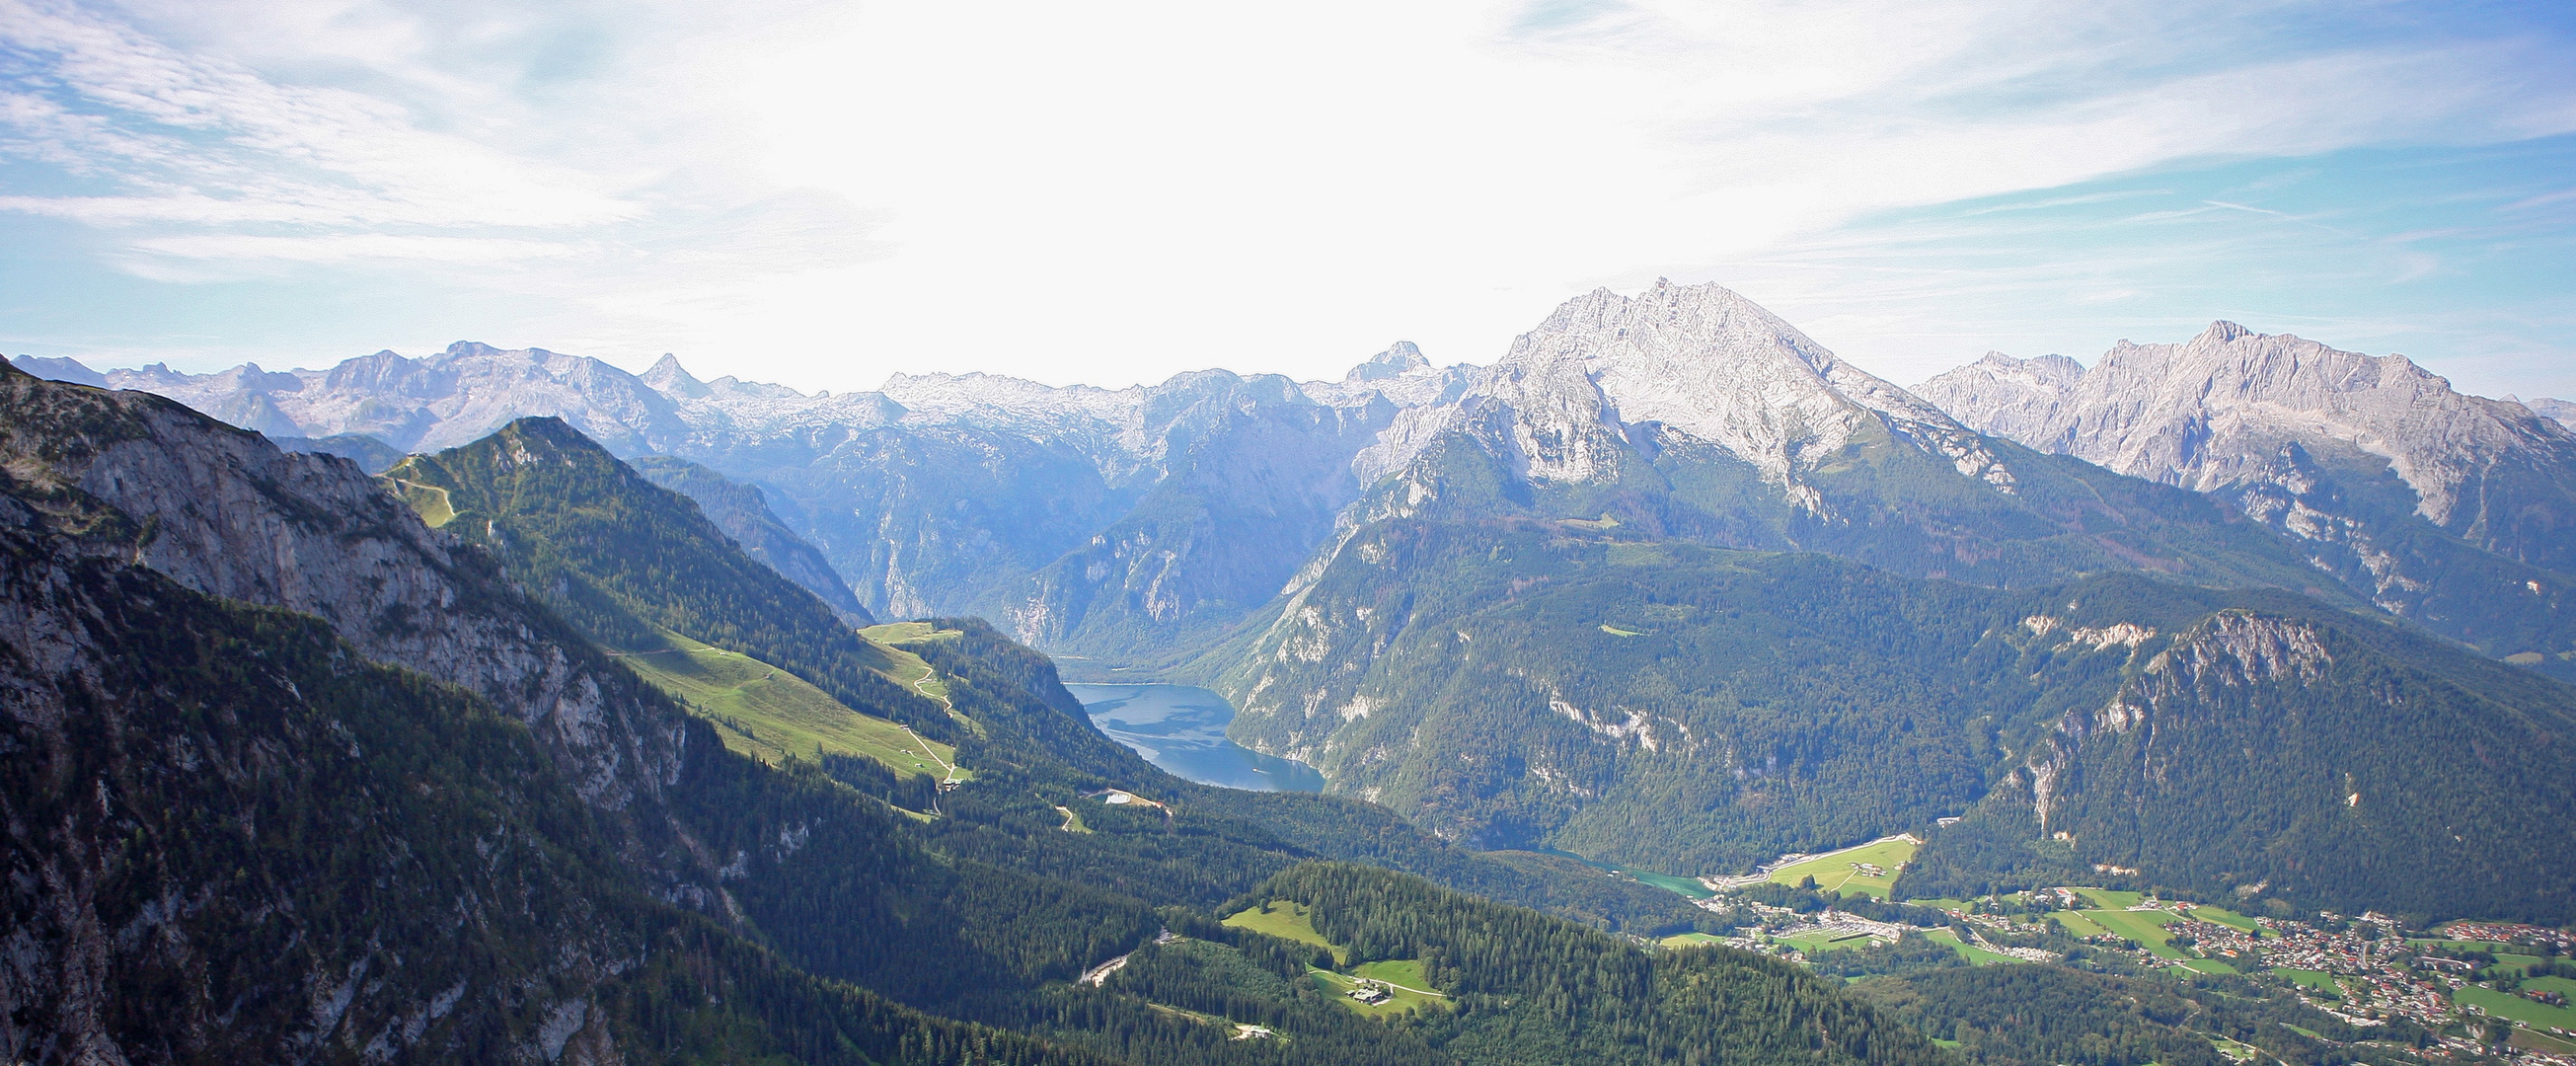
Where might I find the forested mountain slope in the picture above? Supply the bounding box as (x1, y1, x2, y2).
(630, 453, 878, 626)
(387, 419, 928, 734)
(1207, 514, 2576, 922)
(1905, 605, 2576, 923)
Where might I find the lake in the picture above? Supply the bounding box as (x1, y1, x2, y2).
(1065, 683, 1325, 793)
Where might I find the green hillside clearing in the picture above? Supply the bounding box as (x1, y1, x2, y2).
(1223, 900, 1343, 964)
(616, 631, 964, 781)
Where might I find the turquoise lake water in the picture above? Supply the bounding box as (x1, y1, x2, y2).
(1066, 683, 1325, 793)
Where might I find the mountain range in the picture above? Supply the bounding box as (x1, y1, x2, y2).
(11, 282, 2576, 915)
(8, 275, 2576, 1062)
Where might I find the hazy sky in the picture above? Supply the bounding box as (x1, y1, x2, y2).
(4, 0, 2574, 399)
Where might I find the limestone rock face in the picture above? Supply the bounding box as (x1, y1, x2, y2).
(1360, 280, 2013, 497)
(1918, 323, 2576, 571)
(1918, 326, 2576, 671)
(0, 364, 691, 811)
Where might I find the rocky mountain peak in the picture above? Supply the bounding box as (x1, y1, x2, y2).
(8, 353, 108, 387)
(642, 352, 710, 398)
(1920, 322, 2576, 590)
(1347, 342, 1431, 382)
(1363, 280, 2013, 496)
(2197, 320, 2253, 344)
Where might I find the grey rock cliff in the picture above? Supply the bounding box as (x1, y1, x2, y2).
(1918, 325, 2576, 671)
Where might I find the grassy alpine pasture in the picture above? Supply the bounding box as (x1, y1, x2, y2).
(1308, 967, 1445, 1019)
(380, 471, 456, 527)
(615, 632, 965, 781)
(1766, 836, 1920, 899)
(1660, 932, 1729, 949)
(1223, 901, 1447, 1017)
(1223, 900, 1344, 964)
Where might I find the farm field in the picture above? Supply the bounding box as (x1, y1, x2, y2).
(2179, 959, 2238, 975)
(1775, 929, 1876, 954)
(1765, 836, 1920, 899)
(2047, 911, 2110, 938)
(2274, 968, 2341, 997)
(2454, 985, 2576, 1031)
(2185, 904, 2259, 932)
(2071, 888, 2147, 909)
(1660, 932, 1728, 949)
(2407, 938, 2521, 953)
(618, 632, 964, 780)
(1923, 929, 2015, 966)
(2077, 908, 2188, 959)
(2530, 976, 2576, 998)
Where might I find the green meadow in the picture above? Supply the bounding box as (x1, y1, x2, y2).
(616, 631, 964, 781)
(1224, 900, 1343, 963)
(1766, 836, 1920, 899)
(2454, 984, 2576, 1031)
(1923, 928, 2016, 966)
(1225, 901, 1448, 1017)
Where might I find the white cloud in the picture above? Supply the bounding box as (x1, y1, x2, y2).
(2, 0, 2572, 392)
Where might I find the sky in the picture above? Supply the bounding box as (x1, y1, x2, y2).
(2, 0, 2573, 400)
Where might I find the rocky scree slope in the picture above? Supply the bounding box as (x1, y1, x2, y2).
(1917, 325, 2576, 676)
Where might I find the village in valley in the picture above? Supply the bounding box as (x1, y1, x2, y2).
(1611, 836, 2576, 1066)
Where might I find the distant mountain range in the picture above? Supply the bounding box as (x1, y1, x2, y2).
(12, 283, 2576, 924)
